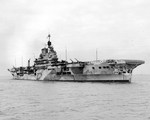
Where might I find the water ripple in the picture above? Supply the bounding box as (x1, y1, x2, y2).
(0, 75, 150, 120)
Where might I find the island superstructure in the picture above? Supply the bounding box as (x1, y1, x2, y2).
(8, 34, 145, 82)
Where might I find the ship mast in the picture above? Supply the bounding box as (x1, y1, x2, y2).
(96, 49, 98, 61)
(65, 47, 67, 61)
(48, 34, 51, 41)
(22, 56, 23, 67)
(15, 57, 16, 67)
(47, 34, 51, 48)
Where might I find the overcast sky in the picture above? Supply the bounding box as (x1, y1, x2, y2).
(0, 0, 150, 76)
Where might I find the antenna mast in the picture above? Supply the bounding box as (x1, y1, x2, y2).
(65, 47, 67, 61)
(96, 49, 98, 61)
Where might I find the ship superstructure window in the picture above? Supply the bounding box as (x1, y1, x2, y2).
(64, 67, 69, 71)
(67, 72, 71, 74)
(106, 66, 109, 69)
(103, 66, 109, 69)
(62, 72, 71, 75)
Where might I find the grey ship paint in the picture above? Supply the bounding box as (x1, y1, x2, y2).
(8, 34, 145, 82)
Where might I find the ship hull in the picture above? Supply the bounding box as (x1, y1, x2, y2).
(12, 73, 132, 82)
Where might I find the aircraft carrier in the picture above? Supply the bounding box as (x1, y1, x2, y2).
(8, 34, 145, 82)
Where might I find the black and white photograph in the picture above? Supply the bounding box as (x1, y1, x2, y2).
(0, 0, 150, 120)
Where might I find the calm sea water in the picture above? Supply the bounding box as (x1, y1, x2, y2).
(0, 75, 150, 120)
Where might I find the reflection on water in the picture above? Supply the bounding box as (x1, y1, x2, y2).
(0, 75, 150, 120)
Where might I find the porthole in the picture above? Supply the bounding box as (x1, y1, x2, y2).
(99, 67, 101, 69)
(92, 67, 95, 69)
